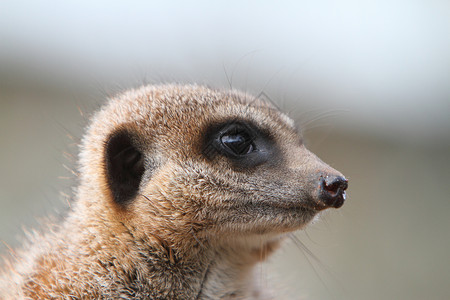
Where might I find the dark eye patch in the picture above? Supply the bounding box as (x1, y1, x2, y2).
(202, 120, 276, 168)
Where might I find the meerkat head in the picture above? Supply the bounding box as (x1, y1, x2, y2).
(77, 84, 347, 251)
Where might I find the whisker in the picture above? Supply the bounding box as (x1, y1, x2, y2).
(299, 109, 349, 130)
(288, 233, 331, 293)
(251, 67, 284, 109)
(223, 63, 232, 90)
(290, 232, 348, 298)
(229, 50, 261, 89)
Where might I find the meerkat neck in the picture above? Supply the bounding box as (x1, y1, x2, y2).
(194, 248, 264, 299)
(125, 231, 271, 298)
(65, 203, 271, 299)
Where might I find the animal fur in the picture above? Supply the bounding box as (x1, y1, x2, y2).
(0, 84, 346, 299)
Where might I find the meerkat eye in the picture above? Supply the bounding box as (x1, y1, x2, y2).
(219, 124, 256, 157)
(203, 121, 273, 167)
(220, 129, 254, 156)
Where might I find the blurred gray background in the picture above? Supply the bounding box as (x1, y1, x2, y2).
(1, 1, 449, 299)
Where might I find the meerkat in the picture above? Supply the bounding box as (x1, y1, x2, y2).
(0, 84, 348, 299)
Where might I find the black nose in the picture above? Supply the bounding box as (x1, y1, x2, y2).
(319, 175, 348, 209)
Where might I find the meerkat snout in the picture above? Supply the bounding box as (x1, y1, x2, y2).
(319, 175, 348, 208)
(0, 84, 348, 299)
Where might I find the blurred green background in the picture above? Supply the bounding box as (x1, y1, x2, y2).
(1, 1, 449, 299)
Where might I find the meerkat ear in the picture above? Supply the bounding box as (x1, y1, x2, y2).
(105, 130, 145, 205)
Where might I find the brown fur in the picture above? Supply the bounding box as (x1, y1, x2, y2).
(0, 84, 346, 299)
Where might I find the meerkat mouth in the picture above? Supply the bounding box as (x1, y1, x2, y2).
(250, 196, 337, 213)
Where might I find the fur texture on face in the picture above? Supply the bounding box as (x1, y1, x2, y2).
(0, 84, 347, 299)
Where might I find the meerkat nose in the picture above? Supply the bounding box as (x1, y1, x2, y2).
(318, 175, 348, 209)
